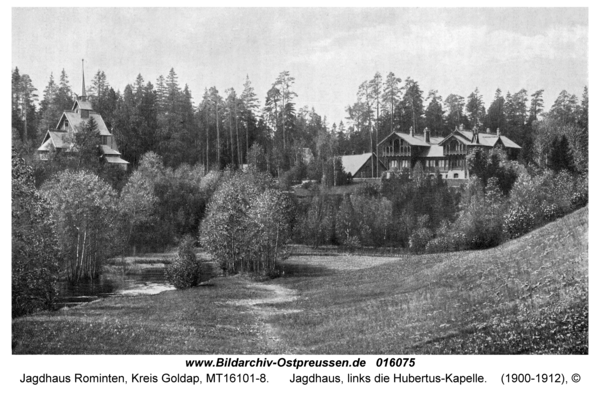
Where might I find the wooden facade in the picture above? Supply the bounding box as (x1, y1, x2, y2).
(37, 62, 129, 169)
(378, 125, 521, 180)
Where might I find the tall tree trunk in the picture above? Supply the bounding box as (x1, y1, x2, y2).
(205, 107, 209, 174)
(229, 106, 234, 167)
(376, 102, 379, 177)
(23, 99, 28, 145)
(235, 105, 241, 166)
(245, 119, 249, 164)
(79, 228, 87, 282)
(391, 93, 394, 134)
(216, 103, 220, 168)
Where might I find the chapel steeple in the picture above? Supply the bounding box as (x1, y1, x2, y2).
(81, 59, 86, 100)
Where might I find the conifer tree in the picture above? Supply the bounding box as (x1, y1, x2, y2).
(383, 72, 402, 134)
(485, 88, 505, 132)
(424, 90, 445, 136)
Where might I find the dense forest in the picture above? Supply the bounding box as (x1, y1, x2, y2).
(12, 66, 588, 316)
(12, 67, 588, 176)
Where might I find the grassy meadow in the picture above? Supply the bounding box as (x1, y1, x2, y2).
(12, 208, 587, 354)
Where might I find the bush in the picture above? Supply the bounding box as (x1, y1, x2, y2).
(409, 227, 434, 253)
(503, 205, 536, 239)
(342, 235, 361, 252)
(571, 191, 587, 209)
(425, 233, 467, 253)
(451, 178, 506, 249)
(297, 195, 337, 248)
(425, 236, 451, 253)
(503, 170, 587, 239)
(541, 201, 560, 221)
(165, 236, 206, 289)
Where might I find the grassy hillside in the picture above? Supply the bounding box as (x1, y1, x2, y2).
(12, 207, 587, 354)
(270, 207, 588, 354)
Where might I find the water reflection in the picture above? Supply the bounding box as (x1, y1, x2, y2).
(55, 266, 174, 309)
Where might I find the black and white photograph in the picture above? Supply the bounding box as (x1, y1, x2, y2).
(7, 4, 594, 390)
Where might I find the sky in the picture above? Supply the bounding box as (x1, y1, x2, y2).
(12, 7, 588, 127)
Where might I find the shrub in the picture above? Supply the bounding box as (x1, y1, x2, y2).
(571, 191, 587, 209)
(297, 195, 337, 248)
(425, 231, 468, 253)
(503, 205, 536, 239)
(451, 178, 506, 249)
(165, 236, 206, 289)
(335, 195, 355, 245)
(425, 236, 451, 253)
(570, 173, 588, 209)
(467, 148, 519, 194)
(342, 235, 361, 252)
(409, 227, 434, 253)
(504, 170, 587, 239)
(541, 201, 560, 221)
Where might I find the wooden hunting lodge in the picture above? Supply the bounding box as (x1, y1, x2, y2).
(37, 62, 129, 169)
(378, 125, 520, 179)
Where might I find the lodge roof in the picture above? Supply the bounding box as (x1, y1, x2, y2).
(340, 153, 373, 177)
(61, 111, 112, 136)
(100, 144, 121, 155)
(499, 136, 521, 149)
(37, 138, 53, 152)
(379, 132, 431, 147)
(37, 130, 73, 151)
(73, 98, 93, 111)
(105, 156, 129, 164)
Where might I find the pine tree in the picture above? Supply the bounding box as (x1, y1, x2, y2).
(241, 75, 259, 160)
(155, 75, 168, 113)
(382, 72, 402, 134)
(550, 90, 578, 125)
(370, 72, 383, 176)
(56, 69, 74, 112)
(444, 93, 467, 132)
(400, 77, 424, 134)
(485, 88, 505, 132)
(358, 80, 375, 176)
(12, 68, 38, 147)
(208, 86, 222, 168)
(548, 135, 575, 173)
(38, 72, 61, 139)
(504, 89, 528, 144)
(466, 87, 485, 129)
(424, 90, 445, 136)
(529, 89, 544, 123)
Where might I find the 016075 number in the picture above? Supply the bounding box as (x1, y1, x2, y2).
(376, 358, 415, 367)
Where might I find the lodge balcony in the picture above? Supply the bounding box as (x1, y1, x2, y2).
(381, 146, 412, 157)
(443, 147, 467, 155)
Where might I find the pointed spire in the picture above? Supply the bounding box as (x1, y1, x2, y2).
(81, 59, 86, 99)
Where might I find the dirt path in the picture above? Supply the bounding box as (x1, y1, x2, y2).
(228, 282, 301, 353)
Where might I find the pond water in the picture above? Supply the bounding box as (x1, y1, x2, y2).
(55, 265, 175, 309)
